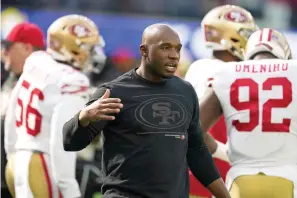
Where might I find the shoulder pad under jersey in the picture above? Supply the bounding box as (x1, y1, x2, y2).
(185, 59, 224, 98)
(57, 66, 90, 96)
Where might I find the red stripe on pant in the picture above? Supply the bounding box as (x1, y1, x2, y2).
(40, 154, 53, 198)
(59, 190, 63, 198)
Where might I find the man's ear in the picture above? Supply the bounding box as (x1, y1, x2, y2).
(140, 44, 148, 57)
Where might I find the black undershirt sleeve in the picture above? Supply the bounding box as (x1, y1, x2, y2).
(186, 86, 221, 187)
(63, 86, 108, 151)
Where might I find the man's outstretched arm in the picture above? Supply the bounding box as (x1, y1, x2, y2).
(62, 87, 108, 151)
(63, 87, 123, 151)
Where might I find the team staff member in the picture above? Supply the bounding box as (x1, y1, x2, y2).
(63, 23, 231, 198)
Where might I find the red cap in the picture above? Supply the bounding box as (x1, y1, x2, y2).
(3, 22, 45, 49)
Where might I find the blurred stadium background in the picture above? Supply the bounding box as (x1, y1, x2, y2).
(1, 0, 297, 197)
(2, 0, 297, 68)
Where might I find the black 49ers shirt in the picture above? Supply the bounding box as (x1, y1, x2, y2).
(63, 68, 220, 198)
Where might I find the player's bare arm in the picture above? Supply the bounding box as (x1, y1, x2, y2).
(199, 87, 222, 132)
(199, 87, 222, 153)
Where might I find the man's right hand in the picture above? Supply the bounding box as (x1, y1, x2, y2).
(79, 89, 123, 127)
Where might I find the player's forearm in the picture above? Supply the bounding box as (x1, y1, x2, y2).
(204, 133, 230, 163)
(63, 112, 100, 151)
(204, 132, 218, 154)
(207, 178, 231, 198)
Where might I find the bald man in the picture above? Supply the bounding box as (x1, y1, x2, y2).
(62, 24, 231, 198)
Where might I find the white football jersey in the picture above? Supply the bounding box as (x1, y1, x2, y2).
(4, 51, 89, 197)
(5, 51, 89, 153)
(185, 58, 224, 99)
(211, 59, 297, 167)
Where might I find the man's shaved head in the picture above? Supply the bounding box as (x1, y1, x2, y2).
(141, 23, 180, 45)
(138, 23, 182, 81)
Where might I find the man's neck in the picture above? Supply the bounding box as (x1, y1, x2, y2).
(136, 64, 162, 82)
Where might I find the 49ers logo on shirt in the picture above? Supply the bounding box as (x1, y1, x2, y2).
(70, 24, 91, 38)
(224, 11, 248, 23)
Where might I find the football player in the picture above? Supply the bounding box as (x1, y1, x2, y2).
(199, 28, 295, 198)
(4, 15, 105, 198)
(185, 5, 258, 198)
